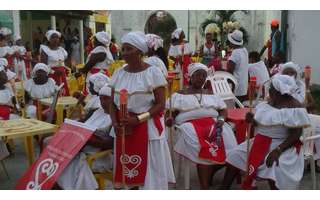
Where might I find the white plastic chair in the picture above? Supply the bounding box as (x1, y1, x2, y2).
(206, 77, 244, 108)
(211, 71, 238, 91)
(303, 114, 320, 189)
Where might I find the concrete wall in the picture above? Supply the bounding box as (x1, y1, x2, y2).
(287, 10, 320, 84)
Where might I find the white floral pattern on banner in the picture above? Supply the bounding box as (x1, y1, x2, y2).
(26, 158, 59, 190)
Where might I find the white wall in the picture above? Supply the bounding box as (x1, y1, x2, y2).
(287, 10, 320, 84)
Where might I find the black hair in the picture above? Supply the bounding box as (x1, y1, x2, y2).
(171, 37, 179, 44)
(0, 34, 5, 41)
(154, 47, 169, 69)
(249, 51, 260, 62)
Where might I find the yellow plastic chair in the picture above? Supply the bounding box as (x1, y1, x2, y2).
(86, 149, 113, 190)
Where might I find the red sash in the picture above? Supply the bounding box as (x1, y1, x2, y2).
(189, 117, 226, 164)
(0, 105, 11, 120)
(174, 55, 192, 87)
(241, 134, 272, 189)
(48, 66, 70, 96)
(114, 112, 164, 187)
(15, 120, 94, 190)
(6, 55, 14, 68)
(24, 58, 31, 79)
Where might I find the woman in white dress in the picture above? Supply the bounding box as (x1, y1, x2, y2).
(40, 30, 69, 96)
(145, 34, 168, 77)
(199, 23, 218, 66)
(23, 63, 58, 119)
(166, 63, 237, 189)
(79, 31, 114, 96)
(168, 28, 193, 88)
(12, 36, 28, 81)
(109, 31, 175, 189)
(56, 84, 114, 190)
(220, 74, 311, 190)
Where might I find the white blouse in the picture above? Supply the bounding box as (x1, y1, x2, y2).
(168, 42, 192, 58)
(0, 86, 13, 106)
(0, 46, 14, 57)
(84, 95, 101, 112)
(254, 102, 311, 138)
(86, 46, 114, 70)
(144, 56, 168, 77)
(24, 78, 58, 99)
(110, 65, 167, 114)
(168, 93, 226, 125)
(40, 45, 68, 68)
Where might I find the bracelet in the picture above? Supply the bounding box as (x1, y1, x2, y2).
(217, 116, 225, 122)
(137, 112, 151, 122)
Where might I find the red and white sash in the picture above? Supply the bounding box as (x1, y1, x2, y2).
(114, 112, 163, 187)
(241, 134, 302, 190)
(188, 117, 226, 164)
(15, 119, 95, 190)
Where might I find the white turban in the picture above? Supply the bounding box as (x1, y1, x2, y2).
(146, 34, 163, 51)
(281, 61, 302, 78)
(95, 31, 111, 46)
(88, 73, 110, 93)
(99, 84, 112, 97)
(171, 28, 183, 39)
(271, 74, 298, 96)
(121, 31, 148, 53)
(46, 30, 61, 41)
(0, 58, 8, 67)
(32, 63, 50, 76)
(188, 63, 208, 77)
(0, 27, 12, 36)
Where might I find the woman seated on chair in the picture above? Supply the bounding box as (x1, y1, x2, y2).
(24, 63, 58, 119)
(73, 72, 110, 121)
(56, 84, 114, 190)
(165, 63, 237, 189)
(220, 74, 311, 190)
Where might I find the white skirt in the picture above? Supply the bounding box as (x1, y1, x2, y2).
(174, 122, 237, 165)
(226, 137, 304, 189)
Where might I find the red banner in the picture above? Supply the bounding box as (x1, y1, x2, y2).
(15, 119, 95, 190)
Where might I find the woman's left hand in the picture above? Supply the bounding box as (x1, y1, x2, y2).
(119, 115, 140, 129)
(266, 148, 281, 168)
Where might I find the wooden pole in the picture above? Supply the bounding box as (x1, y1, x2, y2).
(119, 89, 128, 189)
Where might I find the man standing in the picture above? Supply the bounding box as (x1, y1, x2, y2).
(260, 19, 283, 68)
(227, 30, 249, 102)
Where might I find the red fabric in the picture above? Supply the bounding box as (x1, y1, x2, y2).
(23, 58, 31, 79)
(208, 57, 222, 71)
(242, 134, 272, 190)
(0, 105, 11, 120)
(114, 115, 149, 187)
(15, 122, 94, 190)
(48, 66, 70, 96)
(181, 55, 192, 86)
(6, 55, 14, 68)
(152, 112, 164, 136)
(227, 108, 251, 144)
(189, 117, 226, 164)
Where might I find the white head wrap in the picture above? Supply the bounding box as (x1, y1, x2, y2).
(95, 31, 111, 46)
(0, 66, 4, 72)
(99, 84, 112, 97)
(188, 63, 208, 77)
(89, 73, 110, 93)
(121, 31, 148, 54)
(32, 63, 50, 76)
(14, 35, 22, 42)
(0, 27, 12, 36)
(0, 58, 8, 67)
(171, 28, 183, 39)
(271, 74, 298, 96)
(46, 30, 61, 41)
(281, 61, 302, 78)
(145, 34, 163, 51)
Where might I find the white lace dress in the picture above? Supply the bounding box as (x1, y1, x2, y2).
(24, 78, 58, 119)
(226, 102, 311, 189)
(109, 65, 175, 189)
(169, 93, 237, 165)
